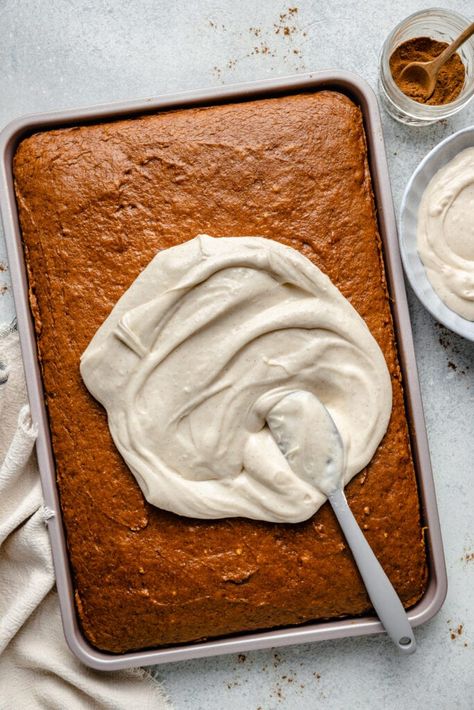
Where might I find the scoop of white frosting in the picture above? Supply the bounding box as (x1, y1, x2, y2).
(80, 235, 392, 523)
(417, 147, 474, 321)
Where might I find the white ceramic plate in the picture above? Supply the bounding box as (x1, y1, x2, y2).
(400, 126, 474, 342)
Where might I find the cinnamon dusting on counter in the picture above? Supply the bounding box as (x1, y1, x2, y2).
(449, 623, 464, 641)
(435, 322, 470, 375)
(211, 6, 307, 80)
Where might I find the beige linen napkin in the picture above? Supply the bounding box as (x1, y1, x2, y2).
(0, 327, 171, 710)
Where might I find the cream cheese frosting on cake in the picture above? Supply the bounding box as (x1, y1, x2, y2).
(81, 235, 392, 523)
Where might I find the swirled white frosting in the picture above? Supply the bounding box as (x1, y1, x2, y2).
(417, 147, 474, 321)
(80, 235, 392, 523)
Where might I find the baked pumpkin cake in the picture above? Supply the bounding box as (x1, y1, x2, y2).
(13, 91, 427, 653)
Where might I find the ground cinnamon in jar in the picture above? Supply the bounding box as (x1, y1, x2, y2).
(390, 36, 465, 104)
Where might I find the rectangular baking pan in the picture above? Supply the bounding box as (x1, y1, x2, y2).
(0, 71, 447, 670)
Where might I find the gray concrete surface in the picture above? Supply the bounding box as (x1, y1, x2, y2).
(0, 2, 473, 708)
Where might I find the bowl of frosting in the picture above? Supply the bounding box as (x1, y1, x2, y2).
(400, 126, 474, 341)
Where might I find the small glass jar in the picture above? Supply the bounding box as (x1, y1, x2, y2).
(379, 8, 474, 125)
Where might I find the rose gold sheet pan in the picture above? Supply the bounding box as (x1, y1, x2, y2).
(0, 71, 447, 670)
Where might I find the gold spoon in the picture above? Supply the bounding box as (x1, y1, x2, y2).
(399, 22, 474, 101)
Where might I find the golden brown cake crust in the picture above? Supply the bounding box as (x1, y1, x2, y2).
(13, 91, 427, 653)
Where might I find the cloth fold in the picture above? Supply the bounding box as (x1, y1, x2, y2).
(0, 329, 170, 710)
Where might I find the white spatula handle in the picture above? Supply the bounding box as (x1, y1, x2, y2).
(329, 488, 416, 654)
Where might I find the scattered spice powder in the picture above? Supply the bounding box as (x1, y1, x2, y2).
(449, 623, 464, 640)
(390, 37, 465, 105)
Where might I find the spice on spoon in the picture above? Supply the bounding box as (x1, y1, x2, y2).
(390, 37, 465, 105)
